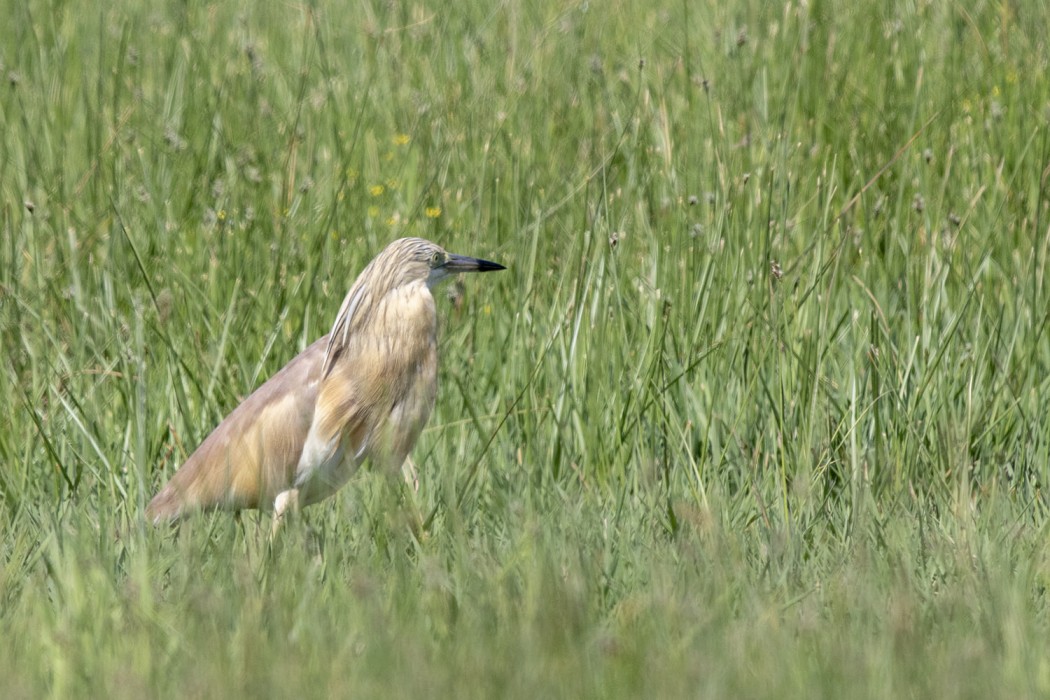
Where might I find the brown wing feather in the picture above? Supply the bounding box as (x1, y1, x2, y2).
(146, 335, 329, 522)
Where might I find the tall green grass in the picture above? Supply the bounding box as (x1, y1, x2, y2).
(3, 0, 1050, 696)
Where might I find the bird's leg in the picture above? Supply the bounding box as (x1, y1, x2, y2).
(389, 463, 425, 544)
(271, 488, 300, 539)
(401, 455, 419, 493)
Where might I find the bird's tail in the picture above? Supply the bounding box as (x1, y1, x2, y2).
(145, 485, 184, 525)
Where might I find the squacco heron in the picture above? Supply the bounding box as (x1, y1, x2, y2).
(146, 237, 505, 527)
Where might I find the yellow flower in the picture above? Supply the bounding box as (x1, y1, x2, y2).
(393, 133, 411, 146)
(425, 206, 442, 218)
(217, 209, 226, 221)
(369, 184, 385, 197)
(367, 206, 379, 218)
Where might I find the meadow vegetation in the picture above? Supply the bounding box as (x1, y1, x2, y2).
(2, 0, 1050, 696)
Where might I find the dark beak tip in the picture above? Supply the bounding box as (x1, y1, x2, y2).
(448, 254, 506, 272)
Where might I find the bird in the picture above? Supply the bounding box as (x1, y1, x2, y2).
(145, 237, 505, 528)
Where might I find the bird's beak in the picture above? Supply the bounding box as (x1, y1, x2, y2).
(444, 253, 506, 273)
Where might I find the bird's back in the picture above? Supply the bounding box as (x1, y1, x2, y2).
(145, 336, 329, 522)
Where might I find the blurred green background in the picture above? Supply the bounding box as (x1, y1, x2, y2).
(2, 1, 1050, 697)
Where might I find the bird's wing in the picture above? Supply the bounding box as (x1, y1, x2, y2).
(146, 335, 330, 522)
(291, 352, 375, 505)
(289, 285, 375, 504)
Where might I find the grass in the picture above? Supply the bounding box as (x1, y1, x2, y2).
(2, 0, 1050, 696)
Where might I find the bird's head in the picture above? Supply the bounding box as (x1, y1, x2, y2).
(372, 237, 505, 291)
(323, 237, 505, 376)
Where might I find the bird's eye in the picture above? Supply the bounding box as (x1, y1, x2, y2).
(430, 251, 444, 267)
